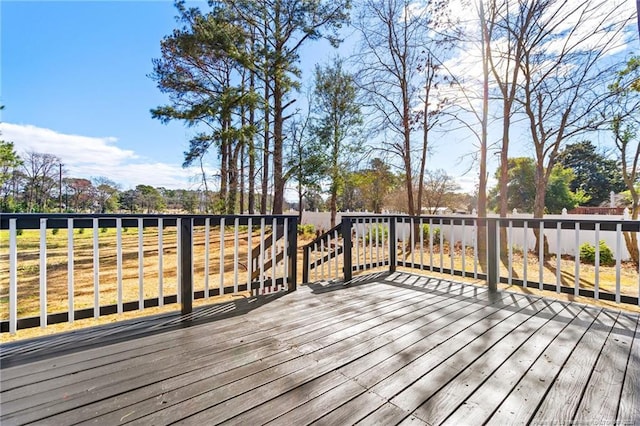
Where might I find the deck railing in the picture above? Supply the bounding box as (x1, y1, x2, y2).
(1, 214, 298, 334)
(3, 213, 638, 335)
(303, 215, 640, 306)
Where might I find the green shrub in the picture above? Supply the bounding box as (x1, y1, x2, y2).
(579, 241, 615, 266)
(51, 228, 59, 235)
(421, 224, 441, 244)
(364, 224, 388, 244)
(16, 229, 23, 236)
(101, 227, 108, 234)
(297, 224, 316, 235)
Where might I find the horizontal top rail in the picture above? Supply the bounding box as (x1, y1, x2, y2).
(0, 213, 298, 230)
(304, 223, 342, 249)
(340, 214, 640, 231)
(490, 217, 640, 231)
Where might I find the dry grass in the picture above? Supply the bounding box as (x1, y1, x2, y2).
(0, 226, 307, 327)
(1, 230, 638, 343)
(396, 243, 640, 313)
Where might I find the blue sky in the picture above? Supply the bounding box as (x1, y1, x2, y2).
(1, 0, 227, 190)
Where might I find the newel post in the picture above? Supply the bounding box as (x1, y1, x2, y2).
(288, 217, 298, 292)
(389, 216, 397, 273)
(341, 217, 353, 282)
(180, 217, 193, 315)
(302, 244, 310, 285)
(487, 218, 498, 292)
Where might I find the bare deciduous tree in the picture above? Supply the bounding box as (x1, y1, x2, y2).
(63, 178, 95, 212)
(422, 169, 462, 213)
(93, 176, 121, 213)
(610, 56, 640, 267)
(354, 0, 453, 217)
(511, 0, 634, 253)
(21, 151, 61, 212)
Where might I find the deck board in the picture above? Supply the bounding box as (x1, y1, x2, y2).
(529, 309, 620, 424)
(486, 304, 599, 425)
(228, 286, 493, 425)
(1, 271, 639, 426)
(391, 298, 558, 425)
(38, 283, 452, 424)
(441, 302, 577, 425)
(139, 281, 480, 425)
(573, 311, 638, 424)
(617, 313, 640, 424)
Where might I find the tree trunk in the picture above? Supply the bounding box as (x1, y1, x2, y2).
(623, 232, 639, 269)
(219, 137, 228, 214)
(298, 182, 303, 225)
(227, 144, 242, 214)
(261, 75, 270, 214)
(623, 200, 639, 268)
(330, 192, 337, 229)
(477, 0, 489, 272)
(239, 74, 247, 214)
(248, 134, 256, 214)
(248, 34, 256, 215)
(272, 77, 284, 215)
(417, 65, 431, 217)
(239, 139, 245, 214)
(402, 102, 415, 217)
(498, 103, 510, 265)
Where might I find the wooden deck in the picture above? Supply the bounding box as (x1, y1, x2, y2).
(1, 271, 639, 425)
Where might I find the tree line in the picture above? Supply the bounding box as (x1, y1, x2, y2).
(0, 137, 630, 218)
(0, 148, 201, 214)
(0, 138, 469, 214)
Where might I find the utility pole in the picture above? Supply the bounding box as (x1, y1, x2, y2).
(59, 163, 63, 213)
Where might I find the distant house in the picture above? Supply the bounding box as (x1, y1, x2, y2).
(568, 207, 625, 215)
(569, 191, 629, 215)
(422, 207, 452, 215)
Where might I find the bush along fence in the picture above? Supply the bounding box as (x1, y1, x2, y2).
(0, 214, 298, 334)
(304, 215, 640, 306)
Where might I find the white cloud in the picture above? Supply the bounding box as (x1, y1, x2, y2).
(0, 122, 216, 190)
(0, 122, 137, 166)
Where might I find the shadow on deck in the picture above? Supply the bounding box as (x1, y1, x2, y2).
(1, 271, 639, 425)
(0, 291, 288, 368)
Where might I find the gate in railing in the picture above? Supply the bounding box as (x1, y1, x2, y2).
(1, 214, 297, 334)
(303, 215, 640, 307)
